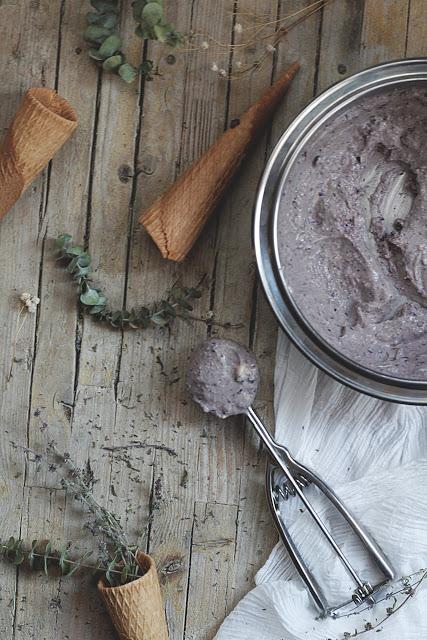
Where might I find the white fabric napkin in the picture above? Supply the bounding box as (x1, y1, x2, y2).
(215, 331, 427, 640)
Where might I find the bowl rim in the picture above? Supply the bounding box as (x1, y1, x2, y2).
(253, 57, 427, 404)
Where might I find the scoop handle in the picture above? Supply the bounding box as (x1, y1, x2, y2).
(245, 406, 299, 485)
(245, 406, 369, 587)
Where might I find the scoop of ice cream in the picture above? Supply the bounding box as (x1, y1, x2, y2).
(186, 338, 260, 418)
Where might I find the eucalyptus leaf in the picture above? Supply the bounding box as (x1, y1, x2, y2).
(76, 252, 91, 268)
(67, 550, 93, 577)
(44, 542, 52, 576)
(14, 549, 25, 565)
(140, 60, 154, 78)
(67, 256, 80, 273)
(28, 540, 38, 569)
(141, 2, 163, 27)
(7, 537, 16, 551)
(151, 314, 169, 326)
(80, 288, 101, 306)
(56, 234, 72, 249)
(58, 545, 71, 575)
(153, 23, 168, 42)
(84, 25, 112, 43)
(97, 12, 118, 29)
(67, 246, 84, 256)
(98, 34, 122, 58)
(161, 301, 176, 317)
(88, 48, 107, 61)
(86, 11, 101, 24)
(102, 54, 123, 71)
(177, 298, 193, 311)
(166, 30, 184, 47)
(118, 63, 138, 83)
(110, 311, 123, 325)
(89, 305, 106, 315)
(75, 266, 92, 277)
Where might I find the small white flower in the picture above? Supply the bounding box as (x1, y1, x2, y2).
(234, 23, 243, 34)
(219, 68, 227, 77)
(20, 292, 40, 313)
(201, 41, 209, 50)
(265, 44, 276, 54)
(211, 62, 219, 72)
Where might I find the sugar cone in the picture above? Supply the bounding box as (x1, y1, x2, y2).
(0, 87, 77, 219)
(98, 552, 168, 640)
(139, 61, 300, 262)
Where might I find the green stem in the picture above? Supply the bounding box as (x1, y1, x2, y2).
(0, 544, 140, 581)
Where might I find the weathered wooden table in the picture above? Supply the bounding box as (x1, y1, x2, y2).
(0, 1, 425, 638)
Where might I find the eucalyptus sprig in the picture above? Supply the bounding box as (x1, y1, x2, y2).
(85, 0, 183, 83)
(56, 234, 202, 330)
(0, 537, 138, 585)
(11, 441, 145, 586)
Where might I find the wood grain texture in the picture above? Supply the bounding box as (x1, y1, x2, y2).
(185, 502, 238, 640)
(0, 1, 421, 638)
(406, 0, 427, 56)
(361, 0, 410, 65)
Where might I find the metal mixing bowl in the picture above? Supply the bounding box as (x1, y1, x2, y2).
(254, 58, 427, 404)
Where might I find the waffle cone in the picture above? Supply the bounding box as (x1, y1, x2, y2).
(0, 87, 77, 219)
(98, 552, 168, 640)
(139, 61, 299, 262)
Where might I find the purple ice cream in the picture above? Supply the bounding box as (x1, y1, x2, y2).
(186, 338, 259, 418)
(277, 85, 427, 380)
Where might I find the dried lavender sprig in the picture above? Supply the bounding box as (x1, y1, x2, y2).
(11, 441, 145, 585)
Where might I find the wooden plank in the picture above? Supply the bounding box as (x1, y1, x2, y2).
(199, 0, 280, 509)
(52, 386, 123, 640)
(200, 0, 281, 615)
(50, 3, 145, 638)
(227, 0, 323, 613)
(116, 2, 237, 637)
(361, 0, 410, 66)
(0, 1, 63, 636)
(406, 0, 427, 56)
(9, 2, 103, 638)
(13, 2, 143, 639)
(184, 502, 238, 640)
(317, 0, 365, 91)
(13, 487, 67, 640)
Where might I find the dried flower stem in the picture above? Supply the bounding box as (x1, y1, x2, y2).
(7, 293, 40, 382)
(184, 0, 331, 79)
(334, 568, 427, 638)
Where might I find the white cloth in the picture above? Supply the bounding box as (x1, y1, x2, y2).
(215, 331, 427, 640)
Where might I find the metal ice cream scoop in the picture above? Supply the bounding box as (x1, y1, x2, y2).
(186, 338, 394, 616)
